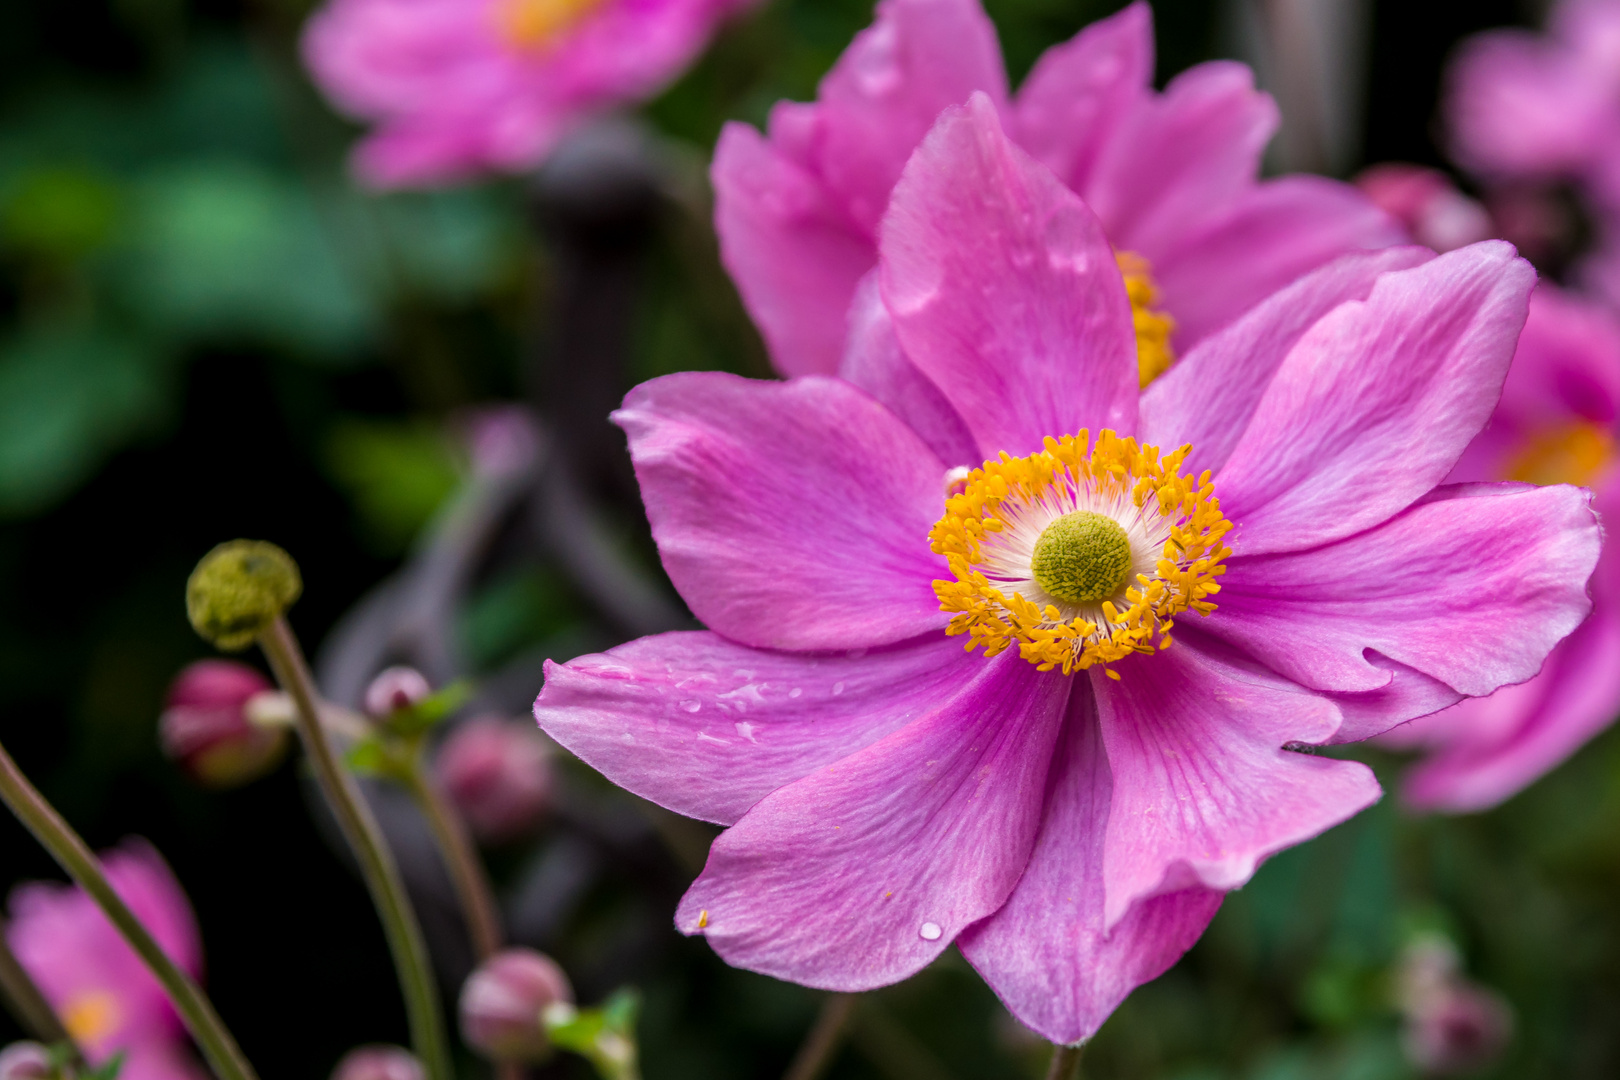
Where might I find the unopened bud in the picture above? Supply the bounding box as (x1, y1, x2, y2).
(1404, 984, 1514, 1075)
(0, 1044, 51, 1080)
(160, 660, 289, 788)
(330, 1046, 424, 1080)
(437, 717, 553, 843)
(459, 948, 573, 1063)
(364, 667, 432, 718)
(186, 541, 302, 651)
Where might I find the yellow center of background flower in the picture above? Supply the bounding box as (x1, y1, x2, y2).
(1116, 251, 1177, 388)
(1505, 420, 1615, 487)
(930, 430, 1231, 678)
(495, 0, 605, 50)
(62, 989, 122, 1045)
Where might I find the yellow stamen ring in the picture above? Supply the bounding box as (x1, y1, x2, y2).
(495, 0, 605, 51)
(1116, 250, 1177, 388)
(929, 431, 1232, 678)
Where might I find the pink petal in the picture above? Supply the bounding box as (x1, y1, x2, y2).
(675, 652, 1070, 990)
(1150, 176, 1407, 349)
(1013, 2, 1153, 196)
(1214, 241, 1535, 555)
(1398, 611, 1620, 812)
(839, 272, 980, 467)
(958, 689, 1223, 1045)
(1081, 61, 1277, 259)
(711, 121, 875, 377)
(811, 0, 1009, 236)
(534, 631, 977, 825)
(1446, 29, 1611, 181)
(881, 94, 1138, 458)
(615, 372, 950, 650)
(1207, 482, 1600, 702)
(1320, 654, 1464, 746)
(1094, 637, 1381, 929)
(1141, 245, 1433, 476)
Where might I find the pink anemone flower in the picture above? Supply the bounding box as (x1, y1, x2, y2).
(1446, 0, 1620, 207)
(302, 0, 759, 188)
(534, 98, 1600, 1043)
(6, 841, 206, 1080)
(1381, 285, 1620, 811)
(714, 0, 1402, 382)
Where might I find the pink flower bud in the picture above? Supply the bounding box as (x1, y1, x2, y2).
(330, 1046, 424, 1080)
(1404, 984, 1514, 1075)
(159, 660, 288, 789)
(364, 667, 432, 718)
(436, 717, 553, 844)
(1355, 164, 1493, 253)
(0, 1043, 51, 1080)
(459, 948, 573, 1063)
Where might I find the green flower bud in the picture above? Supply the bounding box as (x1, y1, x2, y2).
(186, 541, 302, 651)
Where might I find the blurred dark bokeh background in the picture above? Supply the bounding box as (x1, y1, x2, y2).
(4, 0, 1614, 1077)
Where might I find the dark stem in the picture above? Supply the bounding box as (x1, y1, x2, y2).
(0, 913, 75, 1054)
(0, 739, 257, 1080)
(782, 994, 858, 1080)
(259, 618, 452, 1080)
(1045, 1042, 1083, 1080)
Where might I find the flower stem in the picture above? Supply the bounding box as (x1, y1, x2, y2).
(400, 765, 503, 961)
(0, 914, 75, 1055)
(782, 993, 858, 1080)
(1046, 1043, 1083, 1080)
(0, 738, 257, 1080)
(259, 617, 452, 1080)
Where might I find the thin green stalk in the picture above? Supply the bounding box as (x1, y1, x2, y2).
(259, 617, 452, 1080)
(400, 766, 502, 961)
(782, 993, 857, 1080)
(1046, 1043, 1083, 1080)
(0, 913, 76, 1056)
(0, 740, 257, 1080)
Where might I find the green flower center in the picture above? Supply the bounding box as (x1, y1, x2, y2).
(1030, 511, 1133, 605)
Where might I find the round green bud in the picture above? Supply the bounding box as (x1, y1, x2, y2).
(186, 541, 302, 651)
(1031, 511, 1133, 605)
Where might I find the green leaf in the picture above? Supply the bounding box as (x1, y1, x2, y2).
(82, 1051, 126, 1080)
(544, 988, 642, 1080)
(325, 419, 465, 555)
(345, 734, 389, 778)
(386, 680, 472, 736)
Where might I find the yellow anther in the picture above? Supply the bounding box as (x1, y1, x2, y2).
(697, 909, 709, 929)
(1505, 420, 1615, 487)
(1116, 251, 1177, 388)
(928, 431, 1232, 677)
(495, 0, 605, 50)
(63, 990, 122, 1045)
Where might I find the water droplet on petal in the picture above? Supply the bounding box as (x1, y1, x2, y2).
(789, 688, 802, 699)
(919, 922, 942, 941)
(681, 700, 702, 713)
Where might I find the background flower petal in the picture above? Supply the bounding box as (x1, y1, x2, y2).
(881, 94, 1138, 457)
(1012, 1, 1153, 197)
(534, 631, 975, 825)
(711, 121, 877, 377)
(674, 652, 1069, 991)
(616, 372, 949, 650)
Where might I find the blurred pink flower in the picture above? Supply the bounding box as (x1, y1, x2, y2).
(0, 1043, 52, 1080)
(1382, 285, 1620, 810)
(331, 1046, 424, 1080)
(6, 841, 206, 1080)
(1395, 934, 1514, 1075)
(714, 0, 1401, 380)
(535, 99, 1598, 1042)
(436, 717, 553, 844)
(1446, 0, 1620, 207)
(302, 0, 759, 188)
(364, 666, 432, 718)
(1355, 164, 1493, 254)
(159, 660, 287, 790)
